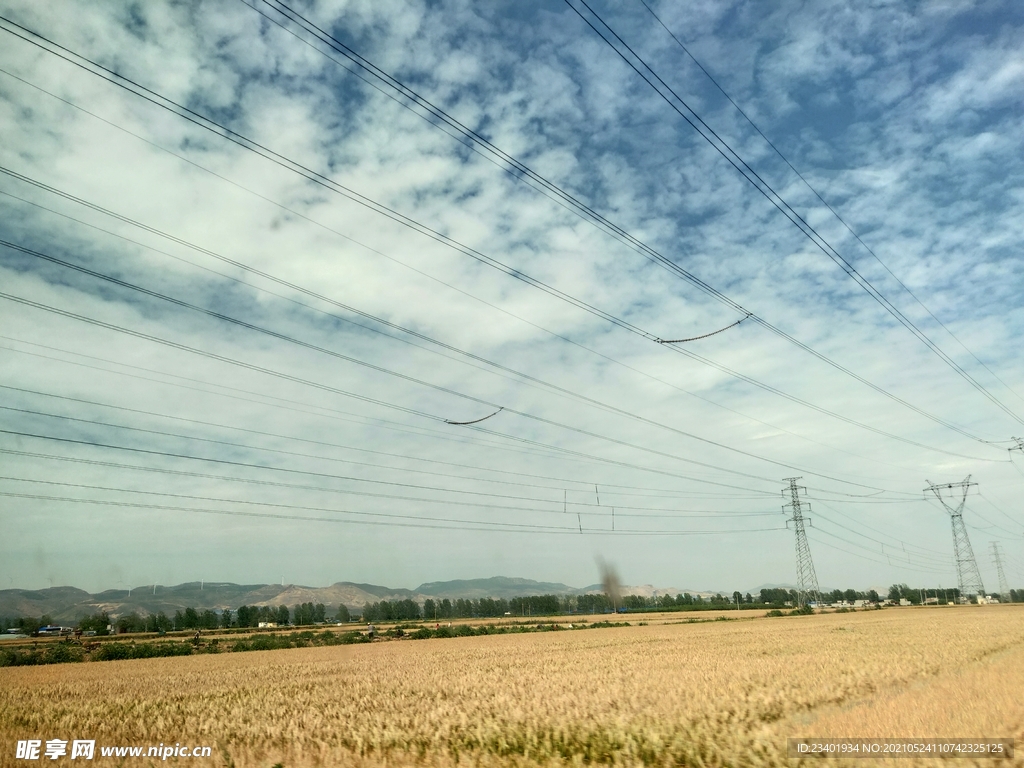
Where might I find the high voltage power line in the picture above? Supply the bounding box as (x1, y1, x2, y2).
(0, 384, 774, 501)
(563, 0, 1024, 429)
(636, 0, 1024, 413)
(2, 231, 962, 494)
(0, 398, 954, 561)
(5, 234, 971, 487)
(0, 15, 1008, 453)
(0, 170, 934, 476)
(0, 407, 787, 517)
(0, 332, 940, 506)
(0, 6, 1017, 583)
(242, 0, 1019, 441)
(1, 488, 783, 537)
(233, 0, 1011, 443)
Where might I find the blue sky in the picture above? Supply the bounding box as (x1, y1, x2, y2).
(1, 0, 1023, 595)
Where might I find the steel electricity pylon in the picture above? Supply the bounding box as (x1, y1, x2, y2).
(925, 476, 984, 602)
(783, 478, 821, 608)
(990, 542, 1011, 604)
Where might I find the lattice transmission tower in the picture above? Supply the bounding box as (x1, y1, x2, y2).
(925, 476, 984, 602)
(990, 542, 1011, 604)
(783, 478, 821, 608)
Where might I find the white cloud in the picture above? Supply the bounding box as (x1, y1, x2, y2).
(1, 0, 1022, 595)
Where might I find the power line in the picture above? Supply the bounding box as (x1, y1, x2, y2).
(0, 408, 782, 518)
(0, 74, 881, 476)
(0, 340, 789, 493)
(0, 336, 642, 472)
(637, 0, 1024, 412)
(235, 1, 1007, 445)
(977, 492, 1024, 533)
(0, 383, 772, 500)
(0, 486, 787, 537)
(0, 236, 870, 485)
(0, 446, 778, 531)
(0, 18, 1005, 452)
(0, 168, 928, 478)
(563, 0, 1024, 429)
(808, 528, 956, 576)
(0, 270, 930, 495)
(813, 499, 956, 558)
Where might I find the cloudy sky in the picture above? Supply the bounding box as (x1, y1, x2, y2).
(1, 0, 1023, 595)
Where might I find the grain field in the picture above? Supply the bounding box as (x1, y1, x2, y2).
(2, 607, 1022, 767)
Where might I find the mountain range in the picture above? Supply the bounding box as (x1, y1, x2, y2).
(0, 576, 719, 622)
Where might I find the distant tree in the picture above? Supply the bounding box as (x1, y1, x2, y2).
(220, 609, 233, 629)
(867, 590, 880, 603)
(79, 612, 111, 635)
(660, 594, 676, 608)
(577, 594, 610, 613)
(744, 593, 753, 604)
(116, 613, 146, 633)
(397, 599, 420, 620)
(200, 610, 219, 630)
(732, 591, 743, 605)
(423, 599, 436, 620)
(313, 603, 326, 623)
(180, 607, 199, 629)
(336, 604, 351, 623)
(760, 589, 793, 605)
(276, 605, 290, 625)
(440, 599, 453, 619)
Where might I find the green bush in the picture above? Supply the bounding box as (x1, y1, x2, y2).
(0, 648, 39, 667)
(92, 642, 192, 661)
(765, 609, 784, 617)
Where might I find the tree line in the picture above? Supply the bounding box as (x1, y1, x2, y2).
(4, 586, 1021, 635)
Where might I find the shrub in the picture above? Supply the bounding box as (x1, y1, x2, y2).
(92, 642, 192, 661)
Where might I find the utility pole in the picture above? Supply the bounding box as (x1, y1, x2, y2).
(783, 478, 821, 609)
(925, 477, 984, 603)
(990, 542, 1011, 605)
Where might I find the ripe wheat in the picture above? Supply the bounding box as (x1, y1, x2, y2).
(1, 607, 1021, 767)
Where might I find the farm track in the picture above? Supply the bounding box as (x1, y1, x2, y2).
(2, 606, 1022, 767)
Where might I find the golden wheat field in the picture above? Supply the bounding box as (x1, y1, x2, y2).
(2, 607, 1022, 768)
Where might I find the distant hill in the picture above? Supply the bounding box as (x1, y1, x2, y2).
(0, 581, 429, 623)
(0, 577, 726, 621)
(415, 577, 576, 599)
(0, 587, 93, 622)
